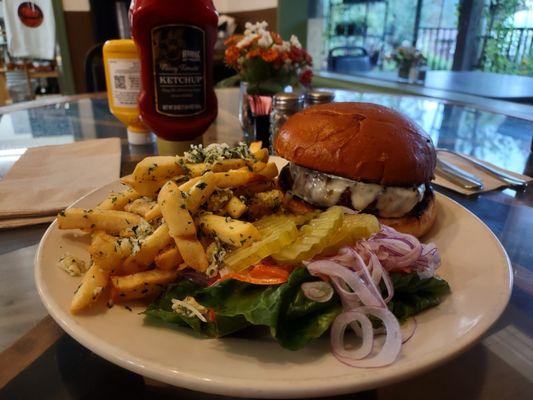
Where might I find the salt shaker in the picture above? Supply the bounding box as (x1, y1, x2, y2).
(269, 92, 304, 153)
(305, 90, 335, 107)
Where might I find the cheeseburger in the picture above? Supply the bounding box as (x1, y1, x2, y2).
(275, 102, 437, 238)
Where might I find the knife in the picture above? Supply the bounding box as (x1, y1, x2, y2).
(436, 158, 484, 190)
(437, 149, 528, 189)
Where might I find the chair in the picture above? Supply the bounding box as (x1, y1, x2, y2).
(327, 46, 372, 74)
(84, 43, 106, 93)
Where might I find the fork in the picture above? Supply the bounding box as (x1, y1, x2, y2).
(436, 148, 528, 189)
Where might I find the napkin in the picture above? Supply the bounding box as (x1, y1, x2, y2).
(434, 151, 532, 196)
(0, 138, 121, 228)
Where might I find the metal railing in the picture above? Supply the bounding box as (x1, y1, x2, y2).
(416, 26, 533, 72)
(478, 27, 533, 71)
(416, 27, 458, 70)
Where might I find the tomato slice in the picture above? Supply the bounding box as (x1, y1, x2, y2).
(218, 261, 293, 285)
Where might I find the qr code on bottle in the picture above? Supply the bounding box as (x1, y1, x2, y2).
(114, 75, 126, 89)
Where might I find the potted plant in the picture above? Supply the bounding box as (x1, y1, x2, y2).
(220, 21, 313, 140)
(390, 44, 427, 83)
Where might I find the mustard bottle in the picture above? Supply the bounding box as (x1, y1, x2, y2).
(103, 39, 154, 145)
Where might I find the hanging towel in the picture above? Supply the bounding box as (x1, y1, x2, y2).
(2, 0, 56, 60)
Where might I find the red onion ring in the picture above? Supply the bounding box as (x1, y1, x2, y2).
(331, 306, 402, 368)
(305, 260, 384, 307)
(301, 281, 334, 303)
(301, 224, 438, 368)
(401, 317, 417, 344)
(331, 309, 373, 360)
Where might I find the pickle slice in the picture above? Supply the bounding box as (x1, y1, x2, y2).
(342, 213, 380, 240)
(272, 206, 344, 264)
(254, 212, 318, 236)
(224, 220, 298, 272)
(320, 213, 380, 254)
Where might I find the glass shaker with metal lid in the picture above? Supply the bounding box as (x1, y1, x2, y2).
(305, 90, 335, 107)
(269, 92, 304, 153)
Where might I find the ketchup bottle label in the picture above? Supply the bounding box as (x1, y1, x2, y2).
(151, 24, 206, 116)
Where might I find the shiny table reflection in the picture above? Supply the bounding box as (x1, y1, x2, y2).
(0, 88, 531, 399)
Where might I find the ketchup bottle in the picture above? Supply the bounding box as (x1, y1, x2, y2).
(131, 0, 218, 141)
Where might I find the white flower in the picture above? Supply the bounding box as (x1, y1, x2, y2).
(273, 41, 290, 53)
(258, 32, 273, 48)
(237, 34, 258, 48)
(290, 34, 302, 48)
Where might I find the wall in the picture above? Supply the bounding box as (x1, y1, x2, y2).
(214, 0, 277, 13)
(62, 0, 90, 11)
(214, 0, 278, 33)
(61, 0, 94, 93)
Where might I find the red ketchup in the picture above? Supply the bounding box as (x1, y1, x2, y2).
(131, 0, 218, 141)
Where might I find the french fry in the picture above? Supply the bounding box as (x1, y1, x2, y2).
(122, 224, 174, 274)
(110, 269, 179, 302)
(186, 171, 217, 213)
(120, 174, 135, 187)
(249, 141, 262, 154)
(225, 196, 247, 218)
(97, 187, 140, 211)
(255, 162, 278, 180)
(155, 246, 184, 270)
(129, 179, 168, 198)
(89, 231, 132, 272)
(236, 181, 276, 197)
(211, 159, 247, 172)
(247, 190, 284, 218)
(196, 213, 260, 247)
(215, 169, 266, 188)
(132, 156, 183, 183)
(284, 196, 317, 214)
(206, 188, 233, 213)
(57, 208, 143, 235)
(178, 176, 202, 192)
(252, 148, 269, 162)
(124, 197, 158, 218)
(158, 181, 208, 271)
(70, 263, 110, 313)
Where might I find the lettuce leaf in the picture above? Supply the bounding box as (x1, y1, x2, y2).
(145, 268, 340, 349)
(145, 279, 250, 337)
(145, 268, 450, 350)
(385, 272, 451, 323)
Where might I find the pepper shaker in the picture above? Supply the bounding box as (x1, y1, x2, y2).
(305, 90, 335, 107)
(269, 92, 304, 154)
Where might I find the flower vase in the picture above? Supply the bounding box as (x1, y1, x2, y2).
(238, 81, 274, 147)
(238, 81, 254, 141)
(397, 65, 410, 81)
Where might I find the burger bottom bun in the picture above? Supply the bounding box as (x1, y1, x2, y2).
(378, 196, 436, 238)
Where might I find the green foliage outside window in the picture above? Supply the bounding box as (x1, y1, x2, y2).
(481, 0, 533, 75)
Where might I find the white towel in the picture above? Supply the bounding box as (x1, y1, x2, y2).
(2, 0, 56, 60)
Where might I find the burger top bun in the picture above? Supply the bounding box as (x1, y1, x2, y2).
(274, 102, 437, 186)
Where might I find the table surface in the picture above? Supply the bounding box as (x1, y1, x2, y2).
(352, 70, 533, 101)
(0, 88, 532, 399)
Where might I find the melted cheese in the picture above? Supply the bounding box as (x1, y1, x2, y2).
(289, 163, 425, 218)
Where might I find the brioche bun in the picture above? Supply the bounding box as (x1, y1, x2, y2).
(378, 195, 436, 238)
(274, 102, 436, 186)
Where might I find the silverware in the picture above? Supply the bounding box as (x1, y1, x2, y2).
(436, 158, 484, 190)
(437, 148, 528, 189)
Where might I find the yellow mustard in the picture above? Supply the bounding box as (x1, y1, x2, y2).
(103, 39, 153, 144)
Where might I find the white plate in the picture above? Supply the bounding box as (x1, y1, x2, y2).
(35, 170, 513, 398)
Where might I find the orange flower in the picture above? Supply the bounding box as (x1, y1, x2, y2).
(247, 48, 261, 59)
(225, 46, 240, 66)
(271, 32, 283, 45)
(224, 34, 243, 47)
(261, 48, 278, 63)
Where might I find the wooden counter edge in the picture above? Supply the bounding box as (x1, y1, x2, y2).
(0, 316, 64, 389)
